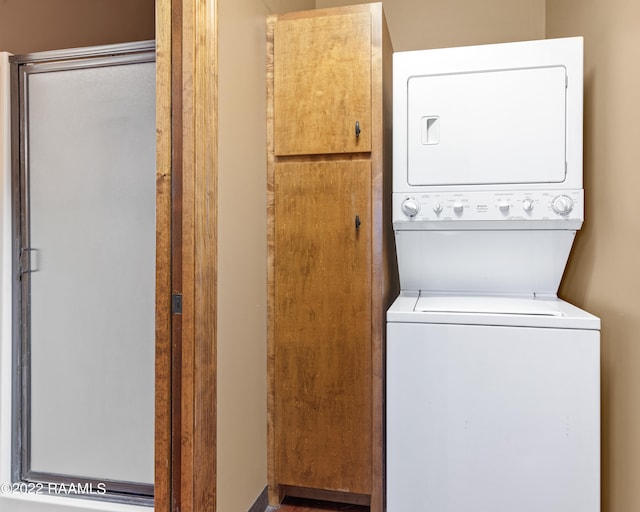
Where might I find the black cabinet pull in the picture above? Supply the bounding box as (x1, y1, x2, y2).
(355, 120, 361, 138)
(355, 215, 361, 230)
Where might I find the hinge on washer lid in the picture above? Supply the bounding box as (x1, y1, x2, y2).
(533, 292, 558, 299)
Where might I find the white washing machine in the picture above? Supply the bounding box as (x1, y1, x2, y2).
(387, 38, 600, 511)
(387, 295, 600, 511)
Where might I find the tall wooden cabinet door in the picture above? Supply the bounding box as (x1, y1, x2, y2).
(274, 159, 372, 493)
(273, 12, 372, 156)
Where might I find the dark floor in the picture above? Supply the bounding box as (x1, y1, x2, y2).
(276, 497, 369, 511)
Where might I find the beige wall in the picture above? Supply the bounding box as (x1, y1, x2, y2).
(547, 2, 640, 511)
(0, 0, 154, 54)
(7, 1, 634, 511)
(315, 0, 545, 50)
(217, 1, 269, 508)
(216, 1, 313, 510)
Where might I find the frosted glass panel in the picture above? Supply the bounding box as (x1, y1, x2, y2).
(27, 61, 155, 484)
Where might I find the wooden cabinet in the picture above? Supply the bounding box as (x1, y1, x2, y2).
(267, 4, 395, 511)
(273, 11, 372, 155)
(274, 160, 372, 493)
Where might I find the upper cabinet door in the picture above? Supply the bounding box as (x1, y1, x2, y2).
(273, 12, 372, 156)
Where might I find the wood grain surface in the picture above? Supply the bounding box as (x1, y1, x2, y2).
(274, 159, 372, 493)
(155, 0, 218, 511)
(278, 496, 369, 511)
(273, 11, 371, 156)
(155, 0, 173, 511)
(267, 4, 394, 511)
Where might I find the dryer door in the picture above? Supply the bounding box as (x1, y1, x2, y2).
(407, 66, 567, 186)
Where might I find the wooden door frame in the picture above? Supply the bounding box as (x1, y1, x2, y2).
(155, 0, 218, 511)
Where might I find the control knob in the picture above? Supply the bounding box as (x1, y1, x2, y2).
(498, 201, 510, 213)
(522, 198, 534, 212)
(552, 195, 574, 216)
(453, 202, 464, 214)
(433, 202, 443, 214)
(401, 198, 420, 218)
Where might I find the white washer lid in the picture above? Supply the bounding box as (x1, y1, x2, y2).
(416, 295, 565, 316)
(387, 293, 600, 330)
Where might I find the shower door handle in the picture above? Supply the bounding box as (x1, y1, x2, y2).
(19, 248, 40, 275)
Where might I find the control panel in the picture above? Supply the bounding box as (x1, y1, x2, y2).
(393, 189, 584, 225)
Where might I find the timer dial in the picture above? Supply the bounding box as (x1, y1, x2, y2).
(552, 195, 574, 216)
(401, 198, 420, 218)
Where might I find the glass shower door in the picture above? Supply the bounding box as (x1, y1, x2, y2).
(13, 43, 156, 501)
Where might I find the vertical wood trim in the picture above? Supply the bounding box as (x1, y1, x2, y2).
(380, 9, 397, 316)
(368, 5, 385, 512)
(171, 0, 187, 509)
(265, 14, 280, 506)
(179, 0, 196, 509)
(155, 0, 173, 510)
(181, 0, 218, 510)
(156, 0, 217, 510)
(192, 0, 217, 509)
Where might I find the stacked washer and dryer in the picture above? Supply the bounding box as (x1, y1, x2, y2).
(387, 38, 600, 511)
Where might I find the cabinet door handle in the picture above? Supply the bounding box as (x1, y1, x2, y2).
(355, 120, 361, 138)
(355, 215, 361, 230)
